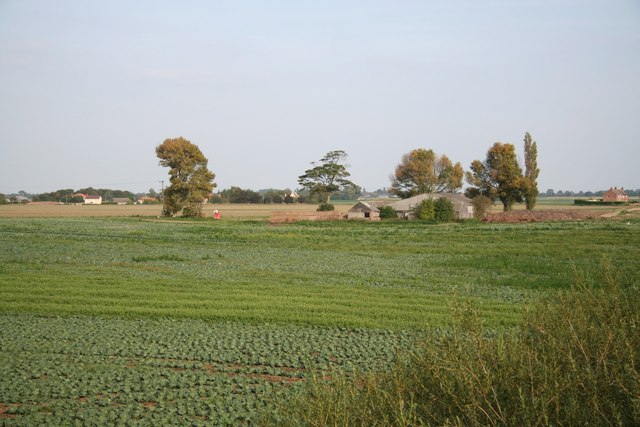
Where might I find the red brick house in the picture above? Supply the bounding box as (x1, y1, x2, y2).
(602, 187, 628, 202)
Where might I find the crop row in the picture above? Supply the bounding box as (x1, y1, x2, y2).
(0, 314, 419, 425)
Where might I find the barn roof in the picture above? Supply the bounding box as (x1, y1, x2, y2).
(348, 201, 380, 213)
(604, 187, 627, 195)
(388, 193, 472, 212)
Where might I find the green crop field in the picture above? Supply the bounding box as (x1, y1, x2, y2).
(1, 216, 639, 425)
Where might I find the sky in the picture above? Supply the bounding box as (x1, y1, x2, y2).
(1, 0, 639, 195)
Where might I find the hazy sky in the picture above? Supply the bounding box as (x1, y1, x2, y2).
(1, 0, 639, 195)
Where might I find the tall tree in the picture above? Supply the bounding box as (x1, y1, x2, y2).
(390, 149, 463, 198)
(298, 150, 356, 204)
(466, 143, 523, 211)
(465, 159, 496, 199)
(522, 132, 540, 210)
(156, 137, 216, 217)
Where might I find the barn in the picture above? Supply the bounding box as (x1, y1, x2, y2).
(387, 193, 474, 220)
(347, 201, 381, 221)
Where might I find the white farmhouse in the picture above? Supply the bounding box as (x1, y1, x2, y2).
(83, 195, 102, 205)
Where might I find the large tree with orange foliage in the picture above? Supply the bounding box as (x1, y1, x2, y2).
(466, 142, 523, 211)
(390, 149, 464, 198)
(156, 137, 216, 217)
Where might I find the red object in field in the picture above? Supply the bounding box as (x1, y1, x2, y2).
(213, 210, 221, 220)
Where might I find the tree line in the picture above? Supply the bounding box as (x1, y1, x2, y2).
(291, 133, 539, 213)
(465, 133, 539, 211)
(541, 189, 640, 197)
(210, 187, 361, 205)
(7, 133, 632, 214)
(293, 134, 540, 214)
(0, 188, 147, 204)
(155, 134, 541, 217)
(31, 188, 140, 203)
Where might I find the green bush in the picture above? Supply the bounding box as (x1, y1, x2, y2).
(378, 205, 396, 219)
(414, 199, 435, 221)
(269, 259, 640, 426)
(414, 198, 455, 222)
(317, 203, 335, 211)
(434, 197, 455, 222)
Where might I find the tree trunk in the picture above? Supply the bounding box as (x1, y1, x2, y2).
(500, 197, 511, 211)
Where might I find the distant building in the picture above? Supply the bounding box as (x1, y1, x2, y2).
(136, 196, 159, 204)
(347, 201, 381, 221)
(602, 187, 628, 202)
(113, 198, 132, 205)
(12, 195, 31, 203)
(346, 193, 474, 221)
(387, 193, 475, 220)
(83, 195, 102, 205)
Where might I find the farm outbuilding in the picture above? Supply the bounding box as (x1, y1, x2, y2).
(83, 195, 102, 205)
(387, 193, 474, 220)
(347, 201, 381, 221)
(136, 196, 159, 204)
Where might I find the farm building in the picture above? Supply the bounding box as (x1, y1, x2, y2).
(347, 193, 474, 221)
(113, 198, 132, 205)
(347, 201, 381, 221)
(602, 187, 628, 202)
(83, 195, 102, 205)
(387, 193, 474, 220)
(136, 196, 159, 204)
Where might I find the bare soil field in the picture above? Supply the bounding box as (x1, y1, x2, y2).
(2, 200, 636, 222)
(0, 203, 351, 219)
(485, 204, 640, 222)
(484, 209, 596, 223)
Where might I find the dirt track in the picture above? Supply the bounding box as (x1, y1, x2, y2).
(600, 207, 640, 219)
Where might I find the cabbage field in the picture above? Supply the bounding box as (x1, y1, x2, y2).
(0, 315, 418, 425)
(1, 217, 638, 425)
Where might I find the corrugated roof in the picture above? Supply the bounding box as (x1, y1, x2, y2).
(348, 201, 380, 213)
(388, 193, 472, 211)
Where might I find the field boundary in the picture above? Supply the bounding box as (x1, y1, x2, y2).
(269, 210, 346, 224)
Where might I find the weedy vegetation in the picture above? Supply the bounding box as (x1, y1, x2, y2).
(1, 216, 639, 425)
(269, 260, 640, 426)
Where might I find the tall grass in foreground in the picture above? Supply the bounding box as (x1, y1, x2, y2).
(268, 260, 640, 426)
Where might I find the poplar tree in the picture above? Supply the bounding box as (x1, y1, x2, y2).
(522, 132, 540, 210)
